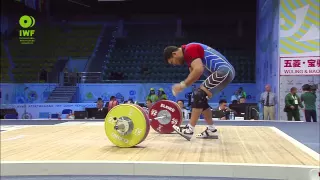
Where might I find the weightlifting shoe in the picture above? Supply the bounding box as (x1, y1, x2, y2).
(179, 124, 188, 130)
(195, 127, 218, 139)
(173, 125, 193, 141)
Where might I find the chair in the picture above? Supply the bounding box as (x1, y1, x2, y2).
(51, 114, 59, 119)
(39, 112, 50, 119)
(4, 114, 18, 119)
(62, 109, 72, 115)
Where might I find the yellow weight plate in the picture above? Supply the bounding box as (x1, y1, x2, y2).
(104, 104, 148, 148)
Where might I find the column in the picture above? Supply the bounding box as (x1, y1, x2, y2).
(256, 0, 280, 119)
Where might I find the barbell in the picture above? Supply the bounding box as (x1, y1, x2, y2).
(104, 100, 183, 147)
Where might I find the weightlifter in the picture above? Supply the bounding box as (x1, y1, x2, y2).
(164, 42, 235, 140)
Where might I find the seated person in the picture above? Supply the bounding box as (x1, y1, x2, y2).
(230, 90, 240, 102)
(146, 99, 153, 109)
(95, 99, 108, 119)
(213, 99, 231, 120)
(126, 99, 134, 104)
(231, 100, 238, 104)
(177, 100, 189, 120)
(95, 97, 103, 103)
(146, 88, 158, 103)
(158, 88, 168, 100)
(143, 99, 153, 113)
(106, 96, 119, 111)
(239, 97, 246, 103)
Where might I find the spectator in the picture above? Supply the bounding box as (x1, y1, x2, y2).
(95, 99, 108, 119)
(301, 84, 317, 122)
(214, 99, 229, 120)
(107, 96, 119, 111)
(95, 97, 103, 103)
(177, 100, 189, 120)
(146, 99, 153, 110)
(239, 97, 246, 103)
(177, 100, 185, 109)
(146, 88, 158, 103)
(140, 99, 152, 114)
(230, 90, 239, 102)
(260, 84, 276, 120)
(96, 100, 104, 110)
(284, 87, 304, 121)
(231, 100, 238, 104)
(126, 99, 134, 104)
(158, 88, 168, 100)
(238, 87, 247, 99)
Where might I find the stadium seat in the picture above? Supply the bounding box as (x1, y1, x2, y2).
(101, 24, 254, 83)
(6, 25, 102, 82)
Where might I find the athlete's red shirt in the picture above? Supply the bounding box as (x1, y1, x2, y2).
(181, 44, 205, 67)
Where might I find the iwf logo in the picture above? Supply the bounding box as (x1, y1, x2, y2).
(19, 15, 36, 44)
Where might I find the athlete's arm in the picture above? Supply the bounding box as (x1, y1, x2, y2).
(184, 58, 204, 86)
(182, 44, 204, 87)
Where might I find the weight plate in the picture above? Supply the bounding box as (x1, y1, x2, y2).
(133, 104, 150, 144)
(105, 104, 149, 147)
(149, 100, 183, 134)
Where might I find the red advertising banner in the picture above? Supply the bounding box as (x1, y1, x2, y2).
(280, 56, 320, 76)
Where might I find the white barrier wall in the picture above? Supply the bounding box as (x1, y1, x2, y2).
(1, 103, 221, 119)
(0, 83, 258, 104)
(278, 0, 320, 120)
(1, 103, 97, 119)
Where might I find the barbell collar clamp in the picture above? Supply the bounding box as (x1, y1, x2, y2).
(114, 123, 126, 130)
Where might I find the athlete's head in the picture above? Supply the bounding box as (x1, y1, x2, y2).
(163, 46, 184, 65)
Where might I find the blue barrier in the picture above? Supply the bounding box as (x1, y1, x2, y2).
(0, 83, 57, 104)
(79, 83, 258, 103)
(0, 83, 258, 104)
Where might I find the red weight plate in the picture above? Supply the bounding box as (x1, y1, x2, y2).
(149, 100, 183, 134)
(134, 104, 150, 144)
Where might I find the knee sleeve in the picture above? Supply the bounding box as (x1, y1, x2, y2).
(191, 88, 210, 110)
